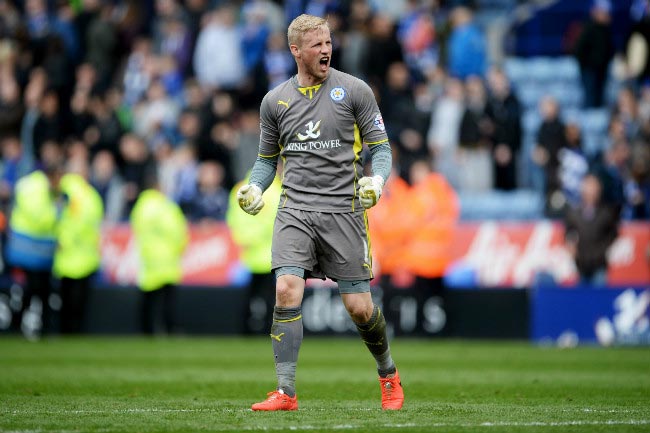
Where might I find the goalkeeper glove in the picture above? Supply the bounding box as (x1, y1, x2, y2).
(358, 175, 384, 209)
(237, 184, 264, 215)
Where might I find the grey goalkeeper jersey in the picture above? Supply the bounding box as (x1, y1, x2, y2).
(258, 68, 389, 213)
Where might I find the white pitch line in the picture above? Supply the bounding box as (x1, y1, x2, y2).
(3, 409, 650, 432)
(4, 407, 648, 415)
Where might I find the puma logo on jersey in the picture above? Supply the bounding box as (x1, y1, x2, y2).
(296, 120, 321, 141)
(277, 98, 291, 109)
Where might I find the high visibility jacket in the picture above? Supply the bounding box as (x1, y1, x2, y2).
(9, 171, 58, 237)
(369, 173, 459, 278)
(130, 189, 188, 291)
(226, 176, 282, 274)
(53, 174, 104, 279)
(6, 171, 58, 270)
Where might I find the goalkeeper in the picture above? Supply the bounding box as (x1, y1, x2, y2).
(237, 14, 403, 412)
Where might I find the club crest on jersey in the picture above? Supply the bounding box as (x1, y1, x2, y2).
(373, 113, 385, 132)
(330, 87, 345, 102)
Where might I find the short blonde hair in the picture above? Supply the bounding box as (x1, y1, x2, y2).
(287, 14, 329, 47)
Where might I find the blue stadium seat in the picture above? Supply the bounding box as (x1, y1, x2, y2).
(459, 190, 544, 220)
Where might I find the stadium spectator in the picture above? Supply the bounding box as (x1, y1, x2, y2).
(533, 96, 567, 216)
(427, 76, 464, 188)
(485, 67, 521, 191)
(151, 137, 177, 199)
(0, 135, 29, 215)
(381, 61, 429, 180)
(84, 2, 118, 92)
(19, 68, 48, 173)
(32, 89, 63, 161)
(119, 133, 155, 218)
(612, 87, 641, 142)
(122, 37, 155, 107)
(85, 90, 124, 162)
(192, 5, 246, 92)
(89, 149, 125, 224)
(264, 31, 296, 91)
(564, 174, 619, 287)
(171, 142, 199, 206)
(0, 72, 24, 140)
(447, 6, 486, 80)
(132, 79, 181, 146)
(157, 16, 192, 76)
(624, 0, 650, 86)
(131, 181, 189, 335)
(53, 171, 103, 334)
(362, 13, 404, 91)
(591, 139, 629, 214)
(624, 141, 650, 219)
(152, 0, 189, 48)
(339, 0, 372, 79)
(557, 123, 589, 210)
(458, 75, 493, 192)
(396, 0, 438, 80)
(241, 1, 272, 77)
(573, 0, 615, 108)
(230, 109, 263, 183)
(182, 160, 229, 222)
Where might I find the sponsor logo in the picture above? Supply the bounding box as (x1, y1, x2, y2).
(330, 87, 345, 101)
(277, 98, 291, 109)
(373, 113, 385, 132)
(296, 120, 322, 141)
(595, 289, 650, 346)
(284, 139, 342, 152)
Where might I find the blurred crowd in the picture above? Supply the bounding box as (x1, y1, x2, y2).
(0, 0, 649, 228)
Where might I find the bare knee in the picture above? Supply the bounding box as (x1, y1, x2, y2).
(275, 275, 304, 307)
(343, 296, 374, 323)
(348, 305, 372, 323)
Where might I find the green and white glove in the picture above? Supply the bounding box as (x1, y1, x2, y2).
(358, 175, 384, 209)
(237, 184, 264, 215)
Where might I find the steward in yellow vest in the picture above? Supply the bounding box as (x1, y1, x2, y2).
(6, 166, 62, 336)
(53, 173, 104, 334)
(226, 174, 281, 334)
(130, 188, 188, 334)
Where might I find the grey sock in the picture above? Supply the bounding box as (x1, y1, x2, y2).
(271, 306, 303, 397)
(355, 304, 395, 377)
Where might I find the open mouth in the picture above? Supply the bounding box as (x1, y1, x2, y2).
(319, 57, 329, 67)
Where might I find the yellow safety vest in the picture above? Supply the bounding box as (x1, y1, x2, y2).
(53, 174, 104, 279)
(10, 171, 58, 238)
(130, 189, 188, 291)
(226, 177, 281, 274)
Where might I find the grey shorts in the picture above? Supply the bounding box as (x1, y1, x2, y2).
(272, 208, 374, 281)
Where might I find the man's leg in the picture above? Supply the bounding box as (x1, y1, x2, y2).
(252, 271, 304, 411)
(341, 288, 404, 410)
(341, 290, 395, 375)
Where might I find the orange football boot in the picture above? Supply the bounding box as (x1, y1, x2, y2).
(379, 370, 404, 410)
(251, 390, 298, 411)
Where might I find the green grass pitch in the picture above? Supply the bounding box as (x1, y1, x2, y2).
(0, 337, 649, 432)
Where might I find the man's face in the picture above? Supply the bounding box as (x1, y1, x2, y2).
(291, 26, 332, 83)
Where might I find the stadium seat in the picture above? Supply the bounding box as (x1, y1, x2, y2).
(458, 189, 544, 220)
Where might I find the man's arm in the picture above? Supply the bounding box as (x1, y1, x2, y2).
(249, 155, 278, 192)
(238, 94, 280, 215)
(238, 155, 279, 216)
(359, 142, 392, 209)
(368, 141, 392, 184)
